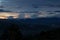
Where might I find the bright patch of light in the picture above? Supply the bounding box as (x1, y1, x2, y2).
(0, 12, 19, 19)
(24, 13, 31, 18)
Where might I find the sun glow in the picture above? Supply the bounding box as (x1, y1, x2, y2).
(0, 12, 19, 19)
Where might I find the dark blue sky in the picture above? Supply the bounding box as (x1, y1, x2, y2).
(0, 0, 60, 12)
(0, 0, 60, 18)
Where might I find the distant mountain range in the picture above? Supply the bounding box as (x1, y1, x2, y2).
(0, 17, 60, 36)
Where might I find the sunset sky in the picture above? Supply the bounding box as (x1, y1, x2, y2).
(0, 12, 19, 19)
(0, 0, 60, 19)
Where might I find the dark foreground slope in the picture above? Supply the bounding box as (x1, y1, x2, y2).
(39, 28, 60, 40)
(0, 18, 60, 40)
(25, 28, 60, 40)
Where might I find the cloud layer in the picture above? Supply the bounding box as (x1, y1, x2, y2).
(0, 0, 60, 18)
(1, 0, 60, 12)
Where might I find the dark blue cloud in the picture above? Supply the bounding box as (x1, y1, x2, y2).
(1, 0, 60, 12)
(2, 0, 60, 7)
(0, 9, 11, 12)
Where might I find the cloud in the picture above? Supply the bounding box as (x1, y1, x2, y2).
(0, 12, 19, 19)
(0, 9, 11, 12)
(0, 0, 60, 19)
(1, 0, 60, 12)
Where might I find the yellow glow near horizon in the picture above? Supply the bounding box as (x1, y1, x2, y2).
(25, 13, 31, 18)
(0, 12, 19, 19)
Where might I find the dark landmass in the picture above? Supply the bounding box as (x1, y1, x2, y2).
(0, 18, 60, 40)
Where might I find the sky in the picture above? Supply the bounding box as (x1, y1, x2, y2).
(0, 0, 60, 19)
(0, 0, 60, 12)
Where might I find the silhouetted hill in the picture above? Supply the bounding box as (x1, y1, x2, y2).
(0, 17, 60, 39)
